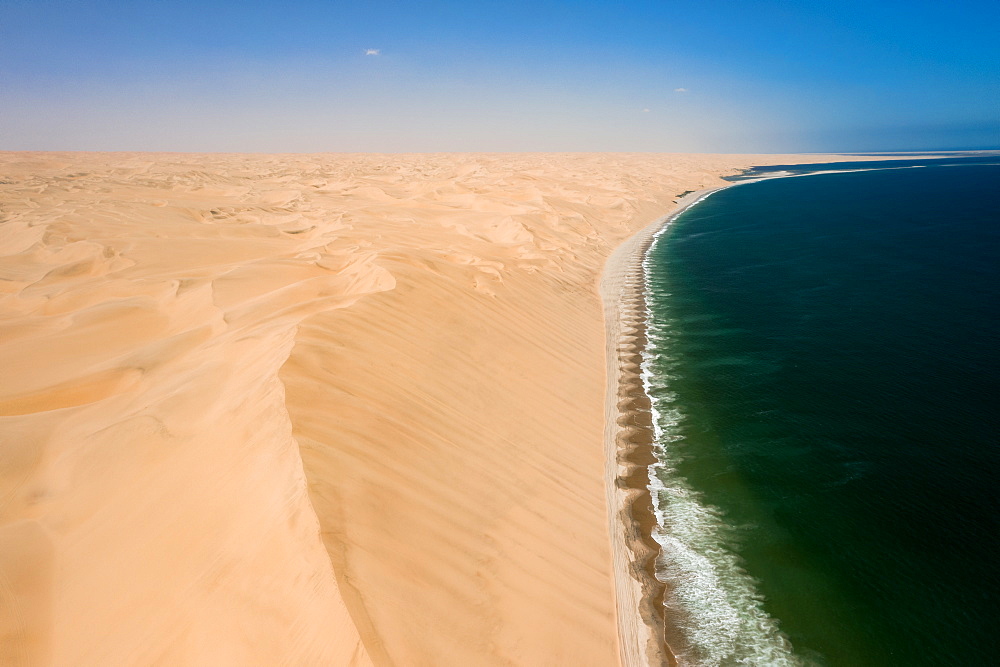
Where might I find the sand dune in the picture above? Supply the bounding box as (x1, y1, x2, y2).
(0, 152, 841, 665)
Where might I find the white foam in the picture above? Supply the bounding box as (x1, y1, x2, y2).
(638, 198, 807, 666)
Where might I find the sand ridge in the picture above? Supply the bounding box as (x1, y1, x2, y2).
(0, 152, 845, 665)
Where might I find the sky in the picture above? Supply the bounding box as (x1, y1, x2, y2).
(2, 0, 998, 153)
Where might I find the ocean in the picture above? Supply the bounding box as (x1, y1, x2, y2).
(641, 156, 1000, 666)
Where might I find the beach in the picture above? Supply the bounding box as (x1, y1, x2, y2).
(0, 151, 846, 665)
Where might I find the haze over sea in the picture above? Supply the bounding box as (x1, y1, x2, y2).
(642, 156, 1000, 666)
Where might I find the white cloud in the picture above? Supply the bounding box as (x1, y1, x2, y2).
(365, 49, 381, 56)
(674, 88, 688, 93)
(642, 108, 650, 113)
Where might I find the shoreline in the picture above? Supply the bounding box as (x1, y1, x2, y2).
(600, 187, 731, 667)
(599, 160, 908, 664)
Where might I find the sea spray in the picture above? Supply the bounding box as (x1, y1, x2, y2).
(640, 195, 804, 667)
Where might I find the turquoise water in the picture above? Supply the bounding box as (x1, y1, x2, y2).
(643, 159, 1000, 666)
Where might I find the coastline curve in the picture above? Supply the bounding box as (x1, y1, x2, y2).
(600, 187, 729, 667)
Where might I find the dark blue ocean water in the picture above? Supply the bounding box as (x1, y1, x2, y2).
(642, 160, 1000, 666)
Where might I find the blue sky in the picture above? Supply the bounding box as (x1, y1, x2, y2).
(2, 0, 997, 152)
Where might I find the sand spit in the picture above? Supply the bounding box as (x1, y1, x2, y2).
(0, 152, 845, 665)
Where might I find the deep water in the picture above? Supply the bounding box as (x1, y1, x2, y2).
(643, 160, 1000, 666)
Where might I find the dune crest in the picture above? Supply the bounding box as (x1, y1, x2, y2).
(0, 152, 836, 665)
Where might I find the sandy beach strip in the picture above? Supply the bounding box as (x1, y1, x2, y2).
(601, 187, 731, 666)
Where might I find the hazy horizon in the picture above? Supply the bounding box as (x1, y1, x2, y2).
(3, 0, 998, 153)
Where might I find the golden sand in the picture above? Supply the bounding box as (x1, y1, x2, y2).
(0, 152, 844, 665)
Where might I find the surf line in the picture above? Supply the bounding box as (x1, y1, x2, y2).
(600, 185, 730, 667)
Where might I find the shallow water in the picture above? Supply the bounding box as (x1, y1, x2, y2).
(643, 160, 1000, 665)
